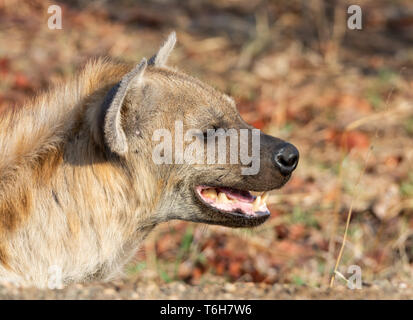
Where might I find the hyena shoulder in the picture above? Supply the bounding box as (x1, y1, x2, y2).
(0, 59, 143, 285)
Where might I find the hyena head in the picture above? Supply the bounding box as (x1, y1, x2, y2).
(101, 32, 299, 228)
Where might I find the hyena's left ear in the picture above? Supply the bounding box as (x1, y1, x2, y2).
(148, 31, 176, 67)
(102, 58, 147, 156)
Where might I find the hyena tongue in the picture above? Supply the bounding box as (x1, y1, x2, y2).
(217, 187, 254, 202)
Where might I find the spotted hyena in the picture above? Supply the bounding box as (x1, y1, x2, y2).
(0, 32, 298, 288)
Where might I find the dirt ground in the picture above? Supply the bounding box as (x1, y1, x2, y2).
(1, 280, 412, 300)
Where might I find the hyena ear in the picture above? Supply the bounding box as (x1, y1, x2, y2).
(148, 31, 176, 67)
(103, 58, 147, 156)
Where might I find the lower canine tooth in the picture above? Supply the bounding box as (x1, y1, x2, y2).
(253, 196, 261, 211)
(218, 192, 229, 203)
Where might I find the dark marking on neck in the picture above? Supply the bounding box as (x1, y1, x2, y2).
(52, 190, 62, 208)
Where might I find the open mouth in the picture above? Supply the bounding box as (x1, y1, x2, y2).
(195, 185, 270, 218)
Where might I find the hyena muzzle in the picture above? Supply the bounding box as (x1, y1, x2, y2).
(0, 32, 298, 287)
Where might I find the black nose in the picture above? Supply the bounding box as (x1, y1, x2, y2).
(274, 143, 299, 176)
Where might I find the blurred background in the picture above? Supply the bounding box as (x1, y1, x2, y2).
(1, 0, 413, 289)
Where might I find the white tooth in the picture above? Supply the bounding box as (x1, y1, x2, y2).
(261, 191, 269, 203)
(253, 196, 261, 211)
(218, 192, 229, 203)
